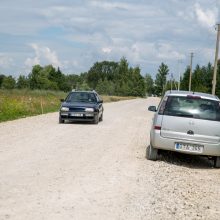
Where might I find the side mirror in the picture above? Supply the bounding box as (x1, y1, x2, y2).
(98, 100, 103, 103)
(60, 99, 64, 102)
(148, 106, 157, 112)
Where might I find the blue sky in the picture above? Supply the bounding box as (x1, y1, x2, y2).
(0, 0, 220, 79)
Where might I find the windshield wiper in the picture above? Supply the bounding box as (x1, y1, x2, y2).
(165, 111, 194, 118)
(174, 112, 194, 118)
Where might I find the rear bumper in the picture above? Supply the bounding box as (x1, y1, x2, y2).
(60, 111, 97, 122)
(151, 130, 220, 156)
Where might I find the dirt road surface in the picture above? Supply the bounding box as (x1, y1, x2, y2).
(1, 98, 220, 220)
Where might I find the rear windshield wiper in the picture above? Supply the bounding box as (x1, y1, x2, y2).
(173, 112, 194, 118)
(165, 111, 194, 118)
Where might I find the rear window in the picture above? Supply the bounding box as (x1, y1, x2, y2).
(160, 96, 220, 122)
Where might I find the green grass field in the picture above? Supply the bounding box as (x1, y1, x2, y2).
(0, 90, 136, 122)
(0, 90, 66, 122)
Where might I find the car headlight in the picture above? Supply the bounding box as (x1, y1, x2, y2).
(85, 108, 94, 112)
(61, 107, 69, 111)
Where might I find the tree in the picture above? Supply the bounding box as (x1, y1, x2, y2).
(114, 57, 130, 96)
(203, 62, 213, 94)
(65, 74, 80, 91)
(78, 81, 90, 91)
(145, 73, 154, 96)
(154, 63, 169, 96)
(28, 65, 59, 90)
(96, 79, 110, 95)
(0, 74, 5, 88)
(29, 64, 43, 89)
(41, 65, 58, 90)
(129, 67, 146, 97)
(192, 65, 209, 93)
(180, 67, 190, 91)
(48, 66, 67, 91)
(17, 75, 29, 89)
(2, 75, 16, 89)
(86, 57, 147, 97)
(215, 61, 220, 97)
(2, 58, 147, 97)
(87, 61, 118, 89)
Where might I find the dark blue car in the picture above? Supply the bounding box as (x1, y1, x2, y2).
(59, 90, 104, 124)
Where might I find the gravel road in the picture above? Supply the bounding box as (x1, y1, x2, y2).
(1, 97, 220, 220)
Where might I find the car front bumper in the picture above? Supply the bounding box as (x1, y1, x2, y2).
(151, 130, 220, 157)
(60, 111, 98, 122)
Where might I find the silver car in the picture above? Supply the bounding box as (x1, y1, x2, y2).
(147, 90, 220, 168)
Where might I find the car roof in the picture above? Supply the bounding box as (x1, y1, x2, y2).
(164, 90, 220, 101)
(70, 90, 97, 94)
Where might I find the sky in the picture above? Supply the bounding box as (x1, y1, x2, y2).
(0, 0, 220, 79)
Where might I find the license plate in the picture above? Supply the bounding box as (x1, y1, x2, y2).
(71, 113, 83, 117)
(61, 113, 68, 116)
(85, 113, 93, 117)
(175, 142, 204, 153)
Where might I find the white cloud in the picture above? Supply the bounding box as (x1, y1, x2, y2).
(102, 47, 112, 54)
(198, 47, 215, 61)
(0, 0, 219, 76)
(25, 43, 62, 69)
(157, 43, 186, 60)
(25, 57, 40, 68)
(90, 1, 133, 10)
(0, 53, 13, 68)
(194, 3, 217, 28)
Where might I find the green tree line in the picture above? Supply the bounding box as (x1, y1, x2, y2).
(0, 57, 146, 97)
(1, 57, 220, 97)
(145, 61, 220, 97)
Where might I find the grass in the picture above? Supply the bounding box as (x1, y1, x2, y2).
(0, 90, 136, 123)
(101, 95, 136, 103)
(0, 89, 66, 122)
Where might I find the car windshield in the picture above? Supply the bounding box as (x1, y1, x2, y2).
(66, 92, 97, 103)
(162, 96, 220, 121)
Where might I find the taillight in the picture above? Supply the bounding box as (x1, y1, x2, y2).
(154, 126, 161, 130)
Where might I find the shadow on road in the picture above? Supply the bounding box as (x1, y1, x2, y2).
(157, 150, 214, 169)
(59, 121, 97, 125)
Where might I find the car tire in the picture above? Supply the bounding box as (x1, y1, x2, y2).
(214, 156, 220, 168)
(99, 113, 103, 122)
(59, 117, 64, 124)
(93, 115, 99, 124)
(146, 145, 158, 161)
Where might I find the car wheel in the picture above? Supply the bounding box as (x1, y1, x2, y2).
(214, 156, 220, 168)
(93, 115, 99, 124)
(99, 113, 103, 122)
(59, 117, 64, 124)
(146, 145, 158, 161)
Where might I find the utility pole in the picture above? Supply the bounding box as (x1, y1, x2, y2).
(212, 23, 220, 95)
(189, 52, 193, 91)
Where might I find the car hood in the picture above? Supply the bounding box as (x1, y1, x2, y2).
(61, 102, 97, 108)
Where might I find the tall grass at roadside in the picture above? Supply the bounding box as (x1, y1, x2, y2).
(0, 89, 66, 122)
(0, 90, 137, 122)
(101, 95, 136, 103)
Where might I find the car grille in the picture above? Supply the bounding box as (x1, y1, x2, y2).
(69, 107, 85, 112)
